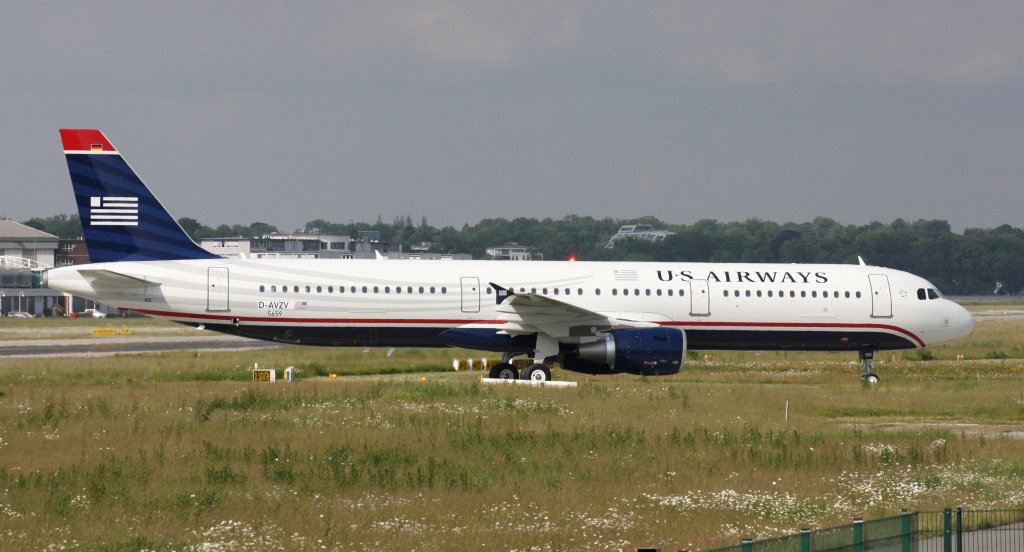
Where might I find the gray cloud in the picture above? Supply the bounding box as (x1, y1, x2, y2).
(3, 1, 1022, 232)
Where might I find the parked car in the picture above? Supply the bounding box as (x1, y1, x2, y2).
(81, 309, 107, 318)
(5, 311, 34, 318)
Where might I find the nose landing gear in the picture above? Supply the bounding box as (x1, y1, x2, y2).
(859, 349, 880, 383)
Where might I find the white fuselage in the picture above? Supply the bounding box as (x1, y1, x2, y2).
(46, 258, 974, 352)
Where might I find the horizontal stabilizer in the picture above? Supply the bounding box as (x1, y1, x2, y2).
(79, 269, 161, 288)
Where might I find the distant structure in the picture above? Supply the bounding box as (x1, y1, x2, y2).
(201, 230, 470, 260)
(485, 242, 542, 261)
(604, 224, 674, 249)
(0, 219, 69, 316)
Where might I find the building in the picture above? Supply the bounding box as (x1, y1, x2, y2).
(0, 219, 68, 316)
(55, 239, 90, 266)
(604, 224, 674, 248)
(199, 231, 472, 260)
(0, 219, 58, 267)
(486, 242, 542, 261)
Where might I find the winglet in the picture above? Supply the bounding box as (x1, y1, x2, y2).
(490, 282, 514, 305)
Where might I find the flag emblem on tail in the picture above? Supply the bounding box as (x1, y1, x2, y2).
(89, 196, 139, 226)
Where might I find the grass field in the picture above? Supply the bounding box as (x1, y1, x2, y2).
(0, 309, 1022, 550)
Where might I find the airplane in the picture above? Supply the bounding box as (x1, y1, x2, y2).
(45, 129, 975, 383)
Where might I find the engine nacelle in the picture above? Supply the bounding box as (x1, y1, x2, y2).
(567, 327, 686, 376)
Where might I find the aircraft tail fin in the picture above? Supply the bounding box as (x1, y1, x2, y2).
(60, 129, 218, 263)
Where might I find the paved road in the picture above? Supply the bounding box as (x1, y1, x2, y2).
(0, 334, 280, 358)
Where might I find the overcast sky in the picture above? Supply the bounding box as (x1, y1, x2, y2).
(3, 2, 1022, 233)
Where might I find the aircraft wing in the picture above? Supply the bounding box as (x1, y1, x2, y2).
(78, 269, 162, 288)
(490, 283, 655, 338)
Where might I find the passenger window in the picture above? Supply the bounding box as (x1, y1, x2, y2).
(543, 288, 548, 295)
(745, 290, 751, 297)
(756, 290, 762, 298)
(350, 286, 356, 293)
(667, 289, 673, 297)
(734, 290, 740, 297)
(856, 291, 862, 298)
(845, 291, 850, 298)
(645, 289, 651, 296)
(612, 289, 618, 296)
(634, 289, 640, 296)
(419, 287, 424, 294)
(430, 287, 436, 294)
(679, 289, 685, 297)
(270, 285, 276, 292)
(595, 289, 601, 296)
(259, 285, 265, 292)
(385, 286, 390, 293)
(801, 291, 806, 298)
(396, 286, 401, 294)
(305, 286, 311, 293)
(408, 287, 413, 294)
(317, 286, 322, 293)
(362, 286, 368, 293)
(293, 286, 299, 293)
(811, 291, 817, 298)
(767, 290, 773, 297)
(441, 287, 447, 294)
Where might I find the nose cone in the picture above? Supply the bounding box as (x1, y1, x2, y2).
(943, 301, 975, 343)
(955, 302, 975, 336)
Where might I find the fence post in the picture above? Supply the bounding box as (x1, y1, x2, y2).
(800, 528, 811, 552)
(742, 539, 753, 552)
(853, 518, 863, 552)
(955, 507, 963, 552)
(900, 509, 912, 552)
(943, 508, 953, 552)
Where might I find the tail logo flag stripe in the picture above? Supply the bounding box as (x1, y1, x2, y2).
(89, 196, 139, 226)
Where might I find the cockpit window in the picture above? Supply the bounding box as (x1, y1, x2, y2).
(917, 288, 927, 300)
(928, 288, 940, 300)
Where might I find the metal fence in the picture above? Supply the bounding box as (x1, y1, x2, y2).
(698, 509, 1024, 552)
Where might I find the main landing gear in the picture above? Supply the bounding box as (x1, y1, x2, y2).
(486, 347, 555, 382)
(485, 361, 553, 381)
(859, 349, 880, 384)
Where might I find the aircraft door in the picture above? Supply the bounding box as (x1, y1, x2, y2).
(207, 266, 230, 312)
(868, 274, 892, 318)
(689, 279, 710, 316)
(461, 276, 480, 313)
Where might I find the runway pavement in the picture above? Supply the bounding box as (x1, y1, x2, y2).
(0, 334, 280, 358)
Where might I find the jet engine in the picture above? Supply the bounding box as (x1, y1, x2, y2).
(563, 327, 686, 376)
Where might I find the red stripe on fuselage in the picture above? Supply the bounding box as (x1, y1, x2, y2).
(128, 308, 503, 325)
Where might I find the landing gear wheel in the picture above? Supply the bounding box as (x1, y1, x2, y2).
(520, 364, 552, 382)
(858, 349, 879, 384)
(489, 363, 519, 380)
